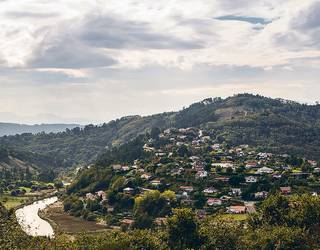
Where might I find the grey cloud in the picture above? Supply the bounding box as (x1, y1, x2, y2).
(274, 2, 320, 49)
(291, 2, 320, 30)
(27, 14, 203, 69)
(28, 38, 117, 69)
(79, 16, 203, 50)
(4, 11, 60, 19)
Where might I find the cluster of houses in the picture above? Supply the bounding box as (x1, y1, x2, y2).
(81, 126, 319, 226)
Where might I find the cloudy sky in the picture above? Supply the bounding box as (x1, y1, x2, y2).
(0, 0, 319, 124)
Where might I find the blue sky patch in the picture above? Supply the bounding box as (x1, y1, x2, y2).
(215, 15, 272, 25)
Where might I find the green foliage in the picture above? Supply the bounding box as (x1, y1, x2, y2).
(241, 226, 312, 250)
(199, 217, 243, 250)
(166, 208, 200, 250)
(134, 190, 173, 225)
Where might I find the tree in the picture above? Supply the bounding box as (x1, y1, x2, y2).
(166, 208, 199, 250)
(199, 217, 243, 250)
(249, 193, 290, 227)
(150, 127, 161, 140)
(54, 180, 63, 190)
(241, 226, 313, 250)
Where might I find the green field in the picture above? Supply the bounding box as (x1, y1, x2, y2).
(0, 195, 30, 209)
(218, 213, 248, 221)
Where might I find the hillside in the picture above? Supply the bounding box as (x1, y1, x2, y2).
(0, 123, 82, 136)
(0, 94, 319, 170)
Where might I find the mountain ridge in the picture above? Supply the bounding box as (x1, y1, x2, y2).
(0, 94, 319, 171)
(0, 123, 82, 137)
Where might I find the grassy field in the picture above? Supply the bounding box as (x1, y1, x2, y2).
(0, 195, 30, 209)
(44, 202, 107, 234)
(218, 213, 248, 221)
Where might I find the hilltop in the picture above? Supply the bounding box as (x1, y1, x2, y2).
(0, 123, 82, 137)
(0, 94, 319, 171)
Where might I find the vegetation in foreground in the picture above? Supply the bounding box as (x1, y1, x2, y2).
(1, 193, 320, 249)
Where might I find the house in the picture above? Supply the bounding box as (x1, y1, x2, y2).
(214, 176, 230, 182)
(155, 152, 166, 157)
(203, 187, 217, 194)
(180, 186, 194, 193)
(96, 190, 107, 201)
(308, 160, 318, 167)
(227, 206, 246, 214)
(121, 166, 130, 171)
(207, 198, 222, 206)
(280, 186, 292, 195)
(245, 162, 258, 169)
(123, 187, 134, 194)
(112, 164, 122, 171)
(256, 167, 274, 174)
(245, 176, 258, 183)
(150, 179, 161, 186)
(230, 188, 242, 196)
(272, 174, 282, 179)
(121, 218, 135, 227)
(107, 206, 114, 213)
(141, 173, 152, 180)
(314, 168, 320, 173)
(255, 191, 268, 199)
(211, 144, 220, 150)
(85, 193, 96, 200)
(196, 171, 208, 179)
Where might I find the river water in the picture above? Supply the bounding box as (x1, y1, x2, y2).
(15, 196, 58, 238)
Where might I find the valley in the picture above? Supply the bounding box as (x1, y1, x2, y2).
(1, 94, 320, 249)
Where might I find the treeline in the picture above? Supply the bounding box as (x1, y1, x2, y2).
(2, 193, 320, 249)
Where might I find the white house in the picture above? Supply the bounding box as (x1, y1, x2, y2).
(245, 176, 258, 183)
(203, 187, 217, 194)
(256, 167, 274, 174)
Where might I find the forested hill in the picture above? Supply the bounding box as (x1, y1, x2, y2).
(0, 123, 81, 136)
(0, 94, 319, 169)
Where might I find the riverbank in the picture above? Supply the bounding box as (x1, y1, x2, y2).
(41, 201, 108, 234)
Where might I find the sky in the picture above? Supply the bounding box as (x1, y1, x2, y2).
(0, 0, 319, 124)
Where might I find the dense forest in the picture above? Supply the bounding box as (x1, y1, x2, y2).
(0, 94, 320, 172)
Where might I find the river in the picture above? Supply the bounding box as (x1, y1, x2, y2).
(15, 196, 58, 238)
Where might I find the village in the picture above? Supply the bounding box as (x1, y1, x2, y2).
(73, 127, 320, 229)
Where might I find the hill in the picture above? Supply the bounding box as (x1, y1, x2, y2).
(0, 94, 319, 170)
(0, 123, 82, 136)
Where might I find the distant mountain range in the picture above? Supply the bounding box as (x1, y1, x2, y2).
(0, 94, 319, 171)
(0, 123, 82, 136)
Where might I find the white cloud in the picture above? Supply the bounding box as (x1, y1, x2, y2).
(0, 0, 319, 123)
